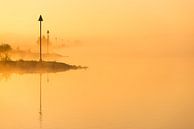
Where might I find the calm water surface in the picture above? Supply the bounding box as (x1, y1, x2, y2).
(0, 47, 194, 129)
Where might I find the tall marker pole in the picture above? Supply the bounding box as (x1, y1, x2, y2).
(38, 15, 43, 62)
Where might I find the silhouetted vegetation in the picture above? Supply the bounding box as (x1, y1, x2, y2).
(0, 44, 12, 61)
(0, 43, 87, 74)
(0, 60, 87, 73)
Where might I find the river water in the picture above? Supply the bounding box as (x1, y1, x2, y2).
(0, 46, 194, 129)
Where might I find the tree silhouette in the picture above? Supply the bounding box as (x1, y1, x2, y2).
(0, 44, 12, 61)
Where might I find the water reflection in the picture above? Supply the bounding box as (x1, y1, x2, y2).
(0, 62, 83, 127)
(39, 73, 42, 128)
(0, 73, 11, 80)
(0, 56, 193, 129)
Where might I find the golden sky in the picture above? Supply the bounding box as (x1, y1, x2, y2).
(0, 0, 194, 54)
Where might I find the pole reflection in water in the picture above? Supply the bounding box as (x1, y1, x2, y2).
(39, 73, 50, 128)
(39, 73, 42, 128)
(47, 73, 49, 84)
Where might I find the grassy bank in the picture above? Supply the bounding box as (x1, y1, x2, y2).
(0, 60, 87, 73)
